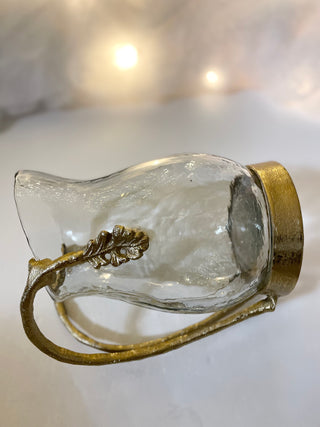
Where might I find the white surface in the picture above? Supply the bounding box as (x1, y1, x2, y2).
(1, 92, 320, 426)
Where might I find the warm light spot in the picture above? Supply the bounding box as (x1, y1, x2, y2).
(206, 70, 219, 84)
(203, 69, 226, 91)
(114, 44, 138, 70)
(68, 35, 155, 99)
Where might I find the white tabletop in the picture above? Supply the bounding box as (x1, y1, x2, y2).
(1, 92, 319, 427)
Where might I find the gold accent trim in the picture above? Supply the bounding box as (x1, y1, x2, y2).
(54, 295, 276, 354)
(20, 226, 278, 365)
(247, 162, 304, 296)
(83, 226, 149, 268)
(21, 251, 276, 365)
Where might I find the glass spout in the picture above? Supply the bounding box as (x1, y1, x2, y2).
(15, 154, 271, 313)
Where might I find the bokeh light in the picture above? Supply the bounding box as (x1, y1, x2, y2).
(114, 44, 138, 70)
(206, 70, 219, 84)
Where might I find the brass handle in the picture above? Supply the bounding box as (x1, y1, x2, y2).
(20, 251, 277, 365)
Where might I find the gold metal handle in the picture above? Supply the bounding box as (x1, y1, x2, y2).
(21, 250, 277, 365)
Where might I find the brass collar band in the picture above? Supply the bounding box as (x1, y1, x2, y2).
(247, 162, 304, 297)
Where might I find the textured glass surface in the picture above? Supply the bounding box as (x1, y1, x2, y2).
(15, 154, 271, 313)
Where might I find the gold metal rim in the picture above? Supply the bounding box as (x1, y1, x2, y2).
(247, 161, 304, 296)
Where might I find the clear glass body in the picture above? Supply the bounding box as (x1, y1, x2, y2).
(15, 154, 271, 313)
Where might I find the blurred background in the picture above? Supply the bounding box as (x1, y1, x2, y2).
(1, 1, 320, 427)
(1, 0, 320, 127)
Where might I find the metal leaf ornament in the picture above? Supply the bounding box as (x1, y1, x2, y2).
(83, 225, 149, 269)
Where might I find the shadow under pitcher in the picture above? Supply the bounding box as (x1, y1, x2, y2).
(15, 154, 303, 365)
